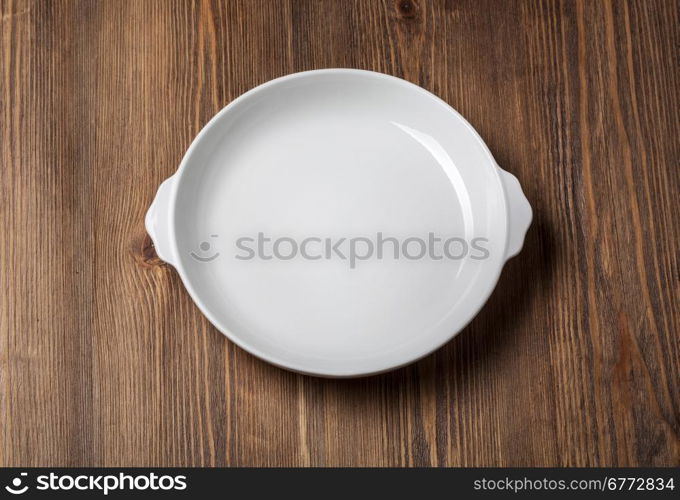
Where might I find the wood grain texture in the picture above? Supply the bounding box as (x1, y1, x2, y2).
(1, 0, 678, 467)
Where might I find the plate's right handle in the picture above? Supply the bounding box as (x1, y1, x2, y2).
(498, 168, 532, 260)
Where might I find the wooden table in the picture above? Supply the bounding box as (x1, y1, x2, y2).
(1, 0, 678, 467)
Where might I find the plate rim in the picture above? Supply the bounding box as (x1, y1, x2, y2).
(166, 68, 512, 377)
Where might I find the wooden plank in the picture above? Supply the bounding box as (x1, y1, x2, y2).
(1, 0, 678, 466)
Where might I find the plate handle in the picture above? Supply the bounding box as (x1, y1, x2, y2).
(145, 175, 176, 266)
(499, 168, 532, 260)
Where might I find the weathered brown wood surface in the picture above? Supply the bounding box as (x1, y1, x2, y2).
(1, 0, 678, 466)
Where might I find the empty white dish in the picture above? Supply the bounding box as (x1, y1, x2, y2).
(146, 69, 531, 377)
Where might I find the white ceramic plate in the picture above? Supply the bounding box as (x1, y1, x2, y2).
(146, 69, 531, 377)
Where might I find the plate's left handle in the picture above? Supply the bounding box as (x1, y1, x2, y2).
(145, 175, 176, 266)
